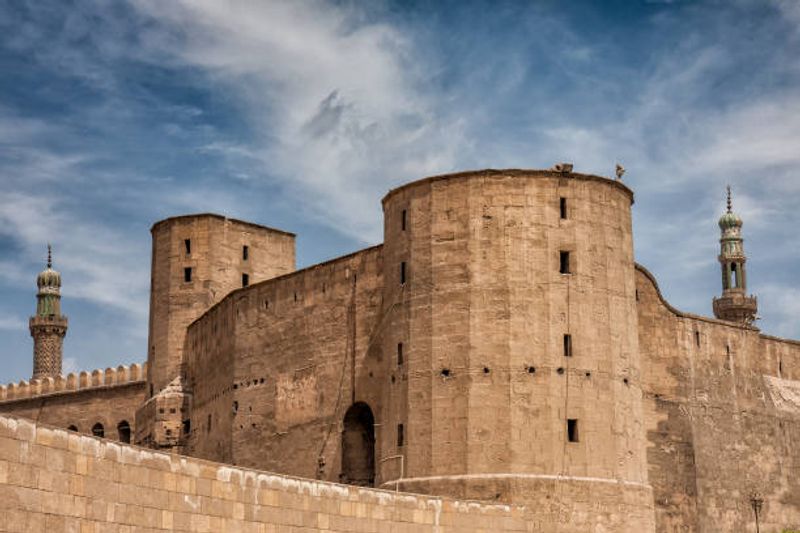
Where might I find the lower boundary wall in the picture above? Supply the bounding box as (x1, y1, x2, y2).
(0, 415, 531, 532)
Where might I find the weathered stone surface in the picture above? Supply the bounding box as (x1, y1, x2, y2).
(1, 169, 799, 532)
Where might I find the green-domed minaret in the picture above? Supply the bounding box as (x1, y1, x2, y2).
(712, 187, 758, 325)
(29, 244, 68, 379)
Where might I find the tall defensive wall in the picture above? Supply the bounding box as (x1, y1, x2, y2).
(378, 169, 654, 530)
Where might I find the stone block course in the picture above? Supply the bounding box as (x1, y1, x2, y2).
(0, 415, 531, 532)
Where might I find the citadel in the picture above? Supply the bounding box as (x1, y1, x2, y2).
(0, 167, 798, 532)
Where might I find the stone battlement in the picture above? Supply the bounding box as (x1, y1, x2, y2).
(0, 363, 146, 403)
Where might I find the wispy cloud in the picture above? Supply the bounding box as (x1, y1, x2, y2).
(0, 0, 798, 381)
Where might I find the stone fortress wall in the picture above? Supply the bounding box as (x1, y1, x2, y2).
(0, 364, 147, 442)
(636, 265, 800, 533)
(0, 414, 532, 533)
(1, 168, 799, 532)
(178, 170, 658, 531)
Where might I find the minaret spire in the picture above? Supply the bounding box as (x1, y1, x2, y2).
(29, 243, 68, 379)
(712, 187, 757, 325)
(726, 185, 732, 213)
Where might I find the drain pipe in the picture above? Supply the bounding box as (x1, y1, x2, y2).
(380, 455, 405, 492)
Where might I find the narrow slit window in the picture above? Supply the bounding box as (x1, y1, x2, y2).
(243, 245, 249, 261)
(563, 334, 572, 357)
(559, 251, 571, 274)
(400, 261, 406, 285)
(397, 342, 404, 366)
(242, 273, 249, 287)
(567, 419, 579, 442)
(184, 267, 192, 282)
(560, 197, 568, 219)
(695, 331, 701, 347)
(401, 209, 407, 231)
(184, 239, 191, 255)
(397, 424, 404, 447)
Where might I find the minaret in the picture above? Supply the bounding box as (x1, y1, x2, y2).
(713, 187, 758, 324)
(29, 245, 68, 379)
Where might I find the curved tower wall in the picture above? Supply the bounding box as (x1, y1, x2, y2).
(146, 215, 295, 396)
(379, 170, 654, 530)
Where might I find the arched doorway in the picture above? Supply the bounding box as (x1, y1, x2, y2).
(91, 423, 104, 438)
(117, 420, 131, 443)
(340, 402, 375, 487)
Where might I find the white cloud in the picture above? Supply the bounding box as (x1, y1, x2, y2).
(130, 0, 466, 242)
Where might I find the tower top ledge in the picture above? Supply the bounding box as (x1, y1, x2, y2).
(381, 168, 635, 206)
(150, 213, 296, 238)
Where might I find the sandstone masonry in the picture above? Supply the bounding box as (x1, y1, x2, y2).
(1, 168, 798, 533)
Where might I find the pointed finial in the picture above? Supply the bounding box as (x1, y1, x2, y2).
(726, 185, 732, 213)
(47, 244, 52, 269)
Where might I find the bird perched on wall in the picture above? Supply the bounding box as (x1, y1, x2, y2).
(615, 163, 625, 180)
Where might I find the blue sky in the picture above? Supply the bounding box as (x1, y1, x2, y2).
(1, 0, 799, 383)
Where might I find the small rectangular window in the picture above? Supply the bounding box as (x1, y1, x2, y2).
(400, 261, 406, 284)
(397, 424, 404, 447)
(184, 267, 192, 282)
(563, 334, 572, 357)
(559, 251, 571, 274)
(242, 273, 249, 287)
(207, 413, 212, 431)
(243, 245, 249, 260)
(567, 419, 579, 442)
(397, 342, 404, 366)
(560, 197, 567, 219)
(695, 331, 700, 347)
(401, 209, 407, 231)
(183, 419, 191, 435)
(184, 239, 191, 255)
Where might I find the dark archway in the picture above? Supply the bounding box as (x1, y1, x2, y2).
(340, 402, 375, 487)
(91, 423, 104, 438)
(67, 425, 78, 432)
(117, 420, 131, 443)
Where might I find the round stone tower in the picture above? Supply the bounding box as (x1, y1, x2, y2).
(378, 169, 654, 531)
(713, 186, 757, 324)
(29, 244, 68, 379)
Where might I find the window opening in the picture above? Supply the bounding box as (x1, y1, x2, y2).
(242, 245, 249, 260)
(563, 334, 573, 357)
(401, 209, 407, 231)
(567, 419, 579, 442)
(242, 273, 249, 287)
(560, 197, 568, 219)
(397, 424, 405, 447)
(184, 267, 192, 282)
(92, 423, 104, 438)
(695, 331, 701, 347)
(560, 251, 571, 274)
(67, 425, 78, 432)
(397, 342, 404, 366)
(184, 239, 191, 255)
(183, 419, 191, 435)
(400, 262, 406, 284)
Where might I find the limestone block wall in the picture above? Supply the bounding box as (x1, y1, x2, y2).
(147, 214, 296, 396)
(378, 170, 654, 532)
(0, 415, 532, 533)
(636, 265, 800, 533)
(0, 364, 146, 442)
(183, 245, 384, 481)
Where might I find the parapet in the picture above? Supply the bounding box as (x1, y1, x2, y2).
(0, 363, 147, 403)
